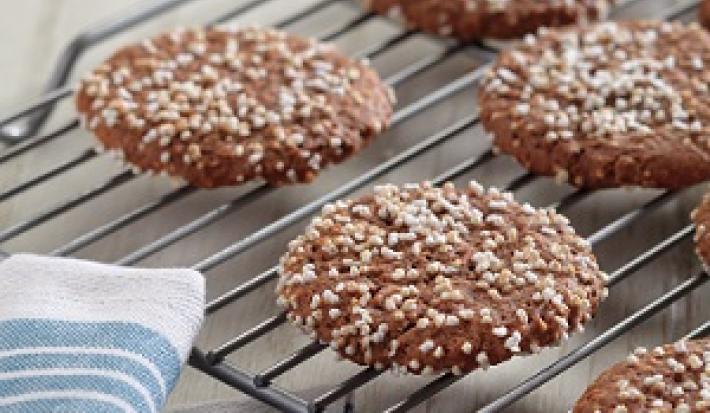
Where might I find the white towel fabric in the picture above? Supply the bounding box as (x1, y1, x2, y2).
(0, 253, 205, 413)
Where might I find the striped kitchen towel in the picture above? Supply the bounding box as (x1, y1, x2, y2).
(0, 253, 205, 413)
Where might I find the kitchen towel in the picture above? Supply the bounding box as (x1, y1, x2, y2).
(0, 253, 205, 413)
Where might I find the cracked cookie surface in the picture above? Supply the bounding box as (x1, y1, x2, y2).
(480, 21, 710, 189)
(692, 191, 710, 269)
(277, 181, 607, 375)
(360, 0, 612, 41)
(76, 26, 394, 188)
(574, 339, 710, 412)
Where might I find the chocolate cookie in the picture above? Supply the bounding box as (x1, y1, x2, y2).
(702, 0, 710, 31)
(574, 339, 710, 412)
(691, 191, 710, 268)
(76, 26, 394, 188)
(276, 181, 607, 375)
(480, 21, 710, 189)
(360, 0, 612, 41)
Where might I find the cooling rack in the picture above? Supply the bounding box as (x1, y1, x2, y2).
(0, 0, 708, 411)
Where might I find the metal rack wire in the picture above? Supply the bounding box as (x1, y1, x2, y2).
(0, 0, 708, 412)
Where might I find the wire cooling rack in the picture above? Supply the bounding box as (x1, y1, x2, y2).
(0, 0, 709, 411)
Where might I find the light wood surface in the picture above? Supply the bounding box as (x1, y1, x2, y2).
(1, 1, 708, 412)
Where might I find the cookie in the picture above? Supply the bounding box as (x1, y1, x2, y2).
(76, 26, 394, 188)
(701, 0, 710, 31)
(360, 0, 612, 41)
(479, 21, 710, 189)
(574, 339, 710, 412)
(276, 181, 607, 375)
(691, 192, 710, 268)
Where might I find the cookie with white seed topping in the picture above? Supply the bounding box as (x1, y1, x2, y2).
(574, 339, 710, 412)
(360, 0, 612, 41)
(480, 21, 710, 189)
(276, 181, 607, 375)
(691, 191, 710, 269)
(76, 26, 394, 188)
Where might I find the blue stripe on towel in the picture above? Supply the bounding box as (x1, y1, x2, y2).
(0, 319, 181, 390)
(0, 319, 183, 412)
(0, 374, 152, 412)
(2, 396, 126, 413)
(0, 352, 165, 407)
